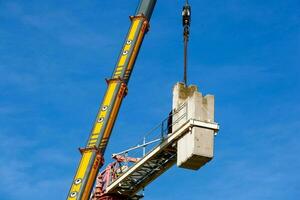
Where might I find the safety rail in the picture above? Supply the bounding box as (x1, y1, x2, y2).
(104, 117, 219, 198)
(112, 102, 188, 163)
(90, 102, 188, 199)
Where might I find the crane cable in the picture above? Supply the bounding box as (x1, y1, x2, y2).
(182, 0, 191, 86)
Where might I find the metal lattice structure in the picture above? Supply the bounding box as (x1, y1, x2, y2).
(105, 119, 218, 198)
(91, 103, 219, 199)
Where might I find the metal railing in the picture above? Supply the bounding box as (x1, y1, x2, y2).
(89, 102, 189, 198)
(112, 102, 188, 168)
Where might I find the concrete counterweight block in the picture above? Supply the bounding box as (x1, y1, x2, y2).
(172, 83, 198, 132)
(177, 127, 214, 170)
(172, 82, 216, 170)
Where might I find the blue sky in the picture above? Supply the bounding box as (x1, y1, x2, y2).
(0, 0, 299, 199)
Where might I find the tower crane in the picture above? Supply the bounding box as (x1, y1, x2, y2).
(66, 1, 219, 200)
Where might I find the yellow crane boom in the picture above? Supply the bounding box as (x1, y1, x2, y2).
(67, 1, 157, 199)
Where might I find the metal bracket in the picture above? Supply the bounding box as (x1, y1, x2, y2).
(129, 15, 150, 33)
(79, 146, 101, 155)
(105, 77, 128, 97)
(105, 77, 126, 84)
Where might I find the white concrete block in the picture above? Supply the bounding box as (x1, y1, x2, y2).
(172, 83, 200, 132)
(177, 127, 214, 170)
(171, 82, 216, 170)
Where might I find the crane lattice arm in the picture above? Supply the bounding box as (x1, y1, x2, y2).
(67, 1, 157, 199)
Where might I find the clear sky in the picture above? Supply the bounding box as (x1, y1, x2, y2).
(0, 0, 299, 199)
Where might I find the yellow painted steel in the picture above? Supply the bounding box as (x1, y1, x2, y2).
(67, 17, 149, 200)
(68, 152, 93, 200)
(81, 154, 101, 200)
(67, 83, 119, 200)
(115, 19, 140, 76)
(127, 21, 147, 72)
(88, 82, 118, 147)
(101, 84, 124, 141)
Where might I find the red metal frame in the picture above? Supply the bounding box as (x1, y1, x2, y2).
(91, 155, 139, 200)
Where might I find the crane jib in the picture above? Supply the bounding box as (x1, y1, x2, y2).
(67, 0, 157, 199)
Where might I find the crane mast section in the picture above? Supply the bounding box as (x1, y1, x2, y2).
(67, 1, 157, 199)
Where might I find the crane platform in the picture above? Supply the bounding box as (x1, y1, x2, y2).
(90, 83, 220, 200)
(104, 118, 219, 198)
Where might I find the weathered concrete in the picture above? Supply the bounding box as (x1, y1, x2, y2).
(173, 82, 217, 170)
(177, 127, 214, 170)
